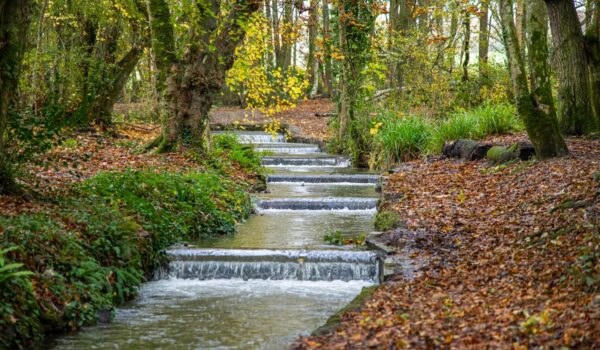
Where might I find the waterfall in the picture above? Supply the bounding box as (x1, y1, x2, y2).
(155, 249, 382, 282)
(256, 198, 378, 211)
(267, 174, 379, 184)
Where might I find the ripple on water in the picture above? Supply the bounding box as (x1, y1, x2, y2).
(51, 279, 371, 350)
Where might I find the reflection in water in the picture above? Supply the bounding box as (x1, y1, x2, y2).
(52, 279, 369, 350)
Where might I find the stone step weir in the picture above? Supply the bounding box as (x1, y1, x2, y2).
(262, 156, 351, 167)
(211, 131, 286, 144)
(256, 197, 378, 211)
(254, 143, 321, 154)
(156, 249, 382, 282)
(268, 174, 379, 184)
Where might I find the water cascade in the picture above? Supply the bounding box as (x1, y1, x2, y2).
(53, 130, 382, 350)
(156, 249, 381, 282)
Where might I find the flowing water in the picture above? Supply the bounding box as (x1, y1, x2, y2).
(53, 131, 381, 349)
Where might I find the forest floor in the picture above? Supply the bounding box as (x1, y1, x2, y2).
(210, 98, 333, 141)
(2, 97, 332, 215)
(0, 123, 255, 216)
(295, 134, 600, 349)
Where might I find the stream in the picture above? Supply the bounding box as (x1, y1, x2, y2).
(52, 131, 381, 349)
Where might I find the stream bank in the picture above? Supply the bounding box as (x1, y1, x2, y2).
(49, 130, 384, 349)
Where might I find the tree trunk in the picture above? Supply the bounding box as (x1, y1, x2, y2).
(307, 0, 319, 95)
(0, 0, 32, 194)
(527, 0, 560, 129)
(447, 1, 459, 73)
(151, 0, 260, 153)
(545, 0, 598, 134)
(321, 0, 333, 97)
(478, 0, 489, 80)
(337, 0, 350, 140)
(461, 7, 470, 81)
(499, 0, 568, 159)
(584, 0, 600, 123)
(92, 48, 144, 127)
(148, 0, 176, 94)
(281, 0, 293, 71)
(272, 0, 281, 67)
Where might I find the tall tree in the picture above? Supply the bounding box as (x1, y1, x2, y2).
(148, 0, 260, 152)
(498, 0, 568, 159)
(336, 0, 376, 145)
(321, 0, 333, 96)
(545, 0, 599, 134)
(0, 0, 33, 194)
(478, 0, 490, 80)
(584, 0, 600, 126)
(461, 5, 471, 81)
(307, 0, 320, 96)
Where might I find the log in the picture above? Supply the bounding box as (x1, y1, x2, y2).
(315, 112, 336, 118)
(442, 139, 493, 161)
(486, 144, 519, 164)
(444, 139, 536, 163)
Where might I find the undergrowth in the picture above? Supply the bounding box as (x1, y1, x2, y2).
(369, 102, 523, 168)
(0, 137, 259, 349)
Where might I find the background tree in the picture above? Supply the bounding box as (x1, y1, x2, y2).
(0, 1, 33, 194)
(147, 0, 261, 153)
(336, 0, 377, 152)
(545, 0, 599, 135)
(499, 0, 568, 158)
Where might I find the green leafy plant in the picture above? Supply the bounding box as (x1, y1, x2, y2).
(323, 231, 368, 247)
(0, 247, 33, 283)
(374, 211, 404, 231)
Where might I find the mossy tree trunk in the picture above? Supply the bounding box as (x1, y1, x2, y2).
(545, 0, 599, 135)
(148, 0, 260, 153)
(321, 0, 333, 97)
(585, 0, 600, 122)
(307, 0, 319, 96)
(0, 0, 33, 194)
(478, 0, 490, 81)
(499, 0, 568, 159)
(335, 0, 375, 162)
(461, 7, 470, 82)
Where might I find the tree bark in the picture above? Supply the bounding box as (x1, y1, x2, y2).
(584, 0, 600, 123)
(545, 0, 598, 134)
(321, 0, 333, 96)
(461, 7, 471, 81)
(337, 0, 350, 141)
(307, 0, 319, 95)
(149, 0, 260, 153)
(499, 0, 568, 159)
(91, 47, 144, 127)
(478, 0, 489, 80)
(0, 0, 32, 194)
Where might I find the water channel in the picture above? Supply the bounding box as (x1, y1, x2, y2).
(52, 131, 381, 349)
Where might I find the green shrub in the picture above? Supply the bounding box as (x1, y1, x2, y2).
(0, 169, 255, 348)
(0, 211, 139, 343)
(374, 211, 404, 231)
(427, 111, 479, 154)
(211, 134, 263, 173)
(0, 246, 41, 349)
(367, 102, 522, 167)
(83, 171, 251, 246)
(475, 102, 522, 135)
(374, 113, 432, 164)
